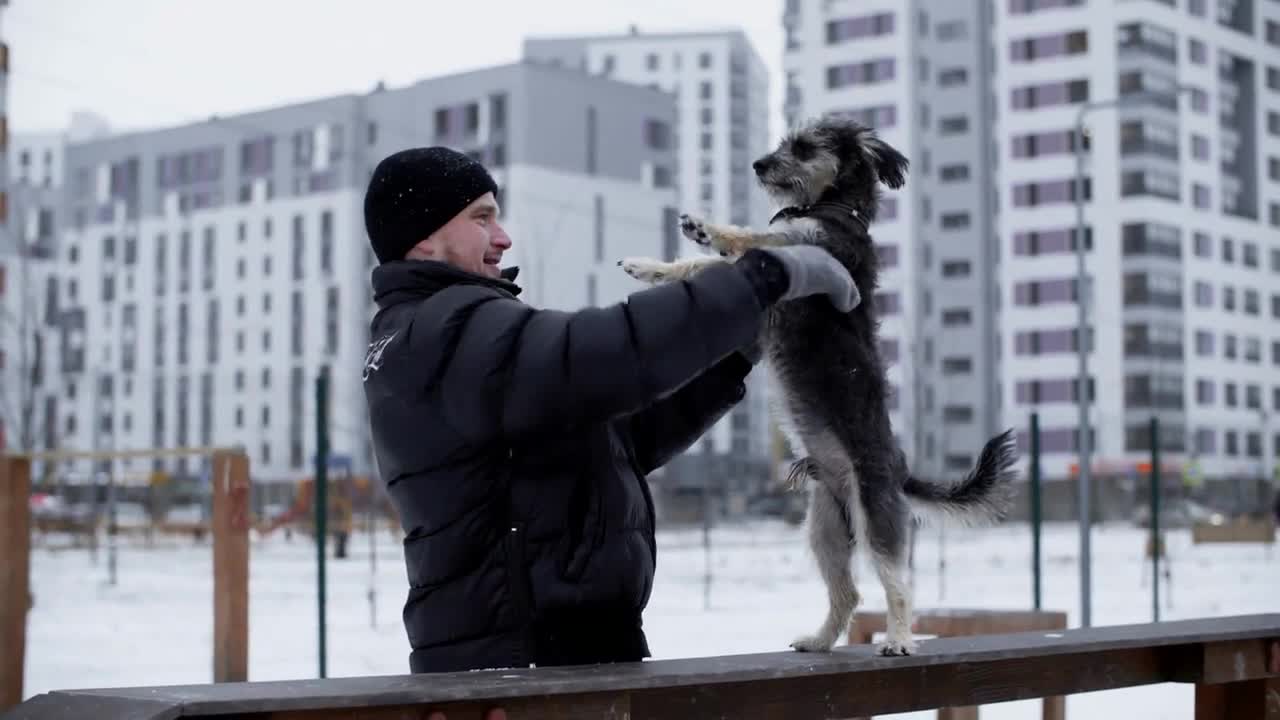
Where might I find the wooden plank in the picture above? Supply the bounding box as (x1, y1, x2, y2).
(212, 452, 250, 683)
(849, 608, 1069, 720)
(1195, 678, 1280, 719)
(0, 692, 180, 720)
(0, 457, 31, 712)
(19, 615, 1280, 719)
(236, 692, 630, 720)
(631, 646, 1174, 720)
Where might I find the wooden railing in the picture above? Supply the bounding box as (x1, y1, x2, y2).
(5, 614, 1278, 719)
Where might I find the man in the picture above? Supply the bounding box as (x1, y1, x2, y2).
(362, 146, 859, 673)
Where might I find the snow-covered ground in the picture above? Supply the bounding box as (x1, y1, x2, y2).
(22, 520, 1278, 718)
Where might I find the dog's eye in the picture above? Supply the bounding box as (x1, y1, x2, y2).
(792, 139, 815, 161)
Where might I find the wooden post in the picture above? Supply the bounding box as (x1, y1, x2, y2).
(1, 456, 32, 710)
(1195, 678, 1280, 719)
(211, 451, 250, 683)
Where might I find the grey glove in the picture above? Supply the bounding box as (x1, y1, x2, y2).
(760, 245, 861, 312)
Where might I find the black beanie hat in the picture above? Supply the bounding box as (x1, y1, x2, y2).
(363, 147, 499, 264)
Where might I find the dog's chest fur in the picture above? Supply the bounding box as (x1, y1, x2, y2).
(758, 210, 893, 467)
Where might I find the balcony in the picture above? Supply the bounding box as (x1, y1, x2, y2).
(1119, 137, 1179, 161)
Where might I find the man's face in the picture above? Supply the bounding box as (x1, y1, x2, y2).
(412, 192, 512, 279)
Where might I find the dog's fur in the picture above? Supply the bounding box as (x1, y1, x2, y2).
(620, 116, 1018, 656)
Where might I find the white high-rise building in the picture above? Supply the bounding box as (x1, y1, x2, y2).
(996, 0, 1280, 482)
(782, 0, 1000, 475)
(784, 0, 1280, 489)
(525, 28, 779, 509)
(25, 62, 679, 485)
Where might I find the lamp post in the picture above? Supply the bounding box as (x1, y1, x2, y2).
(1071, 84, 1192, 628)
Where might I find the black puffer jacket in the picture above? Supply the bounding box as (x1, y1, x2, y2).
(363, 258, 775, 673)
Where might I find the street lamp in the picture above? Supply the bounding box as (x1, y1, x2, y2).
(1072, 84, 1193, 628)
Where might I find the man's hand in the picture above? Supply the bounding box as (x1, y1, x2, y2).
(759, 245, 861, 312)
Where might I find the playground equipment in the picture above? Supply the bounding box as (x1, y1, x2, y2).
(1, 447, 250, 710)
(7, 614, 1278, 719)
(258, 473, 399, 558)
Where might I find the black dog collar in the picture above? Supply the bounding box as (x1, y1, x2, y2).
(769, 202, 868, 232)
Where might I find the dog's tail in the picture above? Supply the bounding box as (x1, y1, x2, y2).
(903, 428, 1019, 526)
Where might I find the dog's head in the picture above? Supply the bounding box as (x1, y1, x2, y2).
(752, 116, 908, 221)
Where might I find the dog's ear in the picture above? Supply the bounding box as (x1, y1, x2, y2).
(863, 136, 909, 190)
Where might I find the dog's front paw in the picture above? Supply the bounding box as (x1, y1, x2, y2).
(618, 257, 670, 284)
(678, 213, 711, 246)
(877, 637, 917, 656)
(790, 635, 835, 653)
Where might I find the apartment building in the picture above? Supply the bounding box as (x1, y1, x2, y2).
(524, 28, 778, 512)
(784, 0, 1280, 486)
(33, 62, 677, 484)
(996, 0, 1280, 481)
(783, 0, 1002, 475)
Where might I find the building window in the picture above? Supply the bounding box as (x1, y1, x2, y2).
(1192, 183, 1210, 209)
(586, 106, 597, 175)
(1193, 232, 1211, 257)
(941, 260, 971, 277)
(1196, 379, 1215, 406)
(1191, 134, 1209, 161)
(942, 356, 973, 375)
(826, 12, 894, 44)
(832, 104, 897, 128)
(1011, 79, 1088, 110)
(939, 164, 970, 182)
(1014, 278, 1079, 306)
(936, 20, 966, 40)
(320, 210, 333, 273)
(644, 119, 672, 150)
(941, 308, 972, 326)
(1013, 226, 1092, 255)
(937, 67, 968, 87)
(876, 244, 899, 268)
(1009, 0, 1084, 13)
(875, 291, 901, 314)
(1012, 129, 1086, 158)
(593, 195, 605, 263)
(938, 115, 969, 135)
(826, 58, 896, 89)
(1010, 30, 1088, 62)
(1194, 281, 1213, 308)
(1014, 177, 1090, 207)
(1189, 38, 1206, 64)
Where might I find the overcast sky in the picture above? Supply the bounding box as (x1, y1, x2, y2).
(6, 0, 785, 138)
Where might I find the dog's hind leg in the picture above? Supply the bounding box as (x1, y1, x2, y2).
(791, 475, 860, 653)
(861, 462, 917, 656)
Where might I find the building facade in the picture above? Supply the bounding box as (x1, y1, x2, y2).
(783, 0, 1002, 475)
(31, 62, 678, 486)
(997, 0, 1280, 483)
(784, 0, 1280, 486)
(524, 28, 779, 513)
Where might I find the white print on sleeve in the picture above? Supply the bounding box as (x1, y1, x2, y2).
(363, 331, 398, 382)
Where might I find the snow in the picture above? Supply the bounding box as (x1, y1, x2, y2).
(22, 520, 1279, 718)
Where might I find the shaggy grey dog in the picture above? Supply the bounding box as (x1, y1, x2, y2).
(621, 116, 1018, 656)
